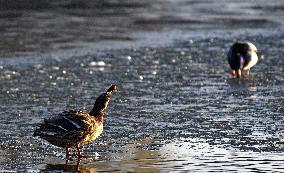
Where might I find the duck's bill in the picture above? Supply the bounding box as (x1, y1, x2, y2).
(106, 85, 117, 95)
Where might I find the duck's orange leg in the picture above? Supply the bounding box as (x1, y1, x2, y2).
(236, 69, 242, 78)
(76, 145, 88, 158)
(231, 70, 237, 78)
(245, 69, 250, 79)
(66, 148, 72, 157)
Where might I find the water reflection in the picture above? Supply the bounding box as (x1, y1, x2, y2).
(41, 139, 162, 172)
(227, 78, 258, 92)
(42, 139, 284, 172)
(159, 140, 284, 172)
(45, 160, 83, 173)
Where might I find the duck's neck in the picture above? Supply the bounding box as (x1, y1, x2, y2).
(89, 108, 104, 116)
(89, 110, 104, 122)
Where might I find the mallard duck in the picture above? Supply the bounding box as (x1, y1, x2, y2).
(227, 41, 259, 79)
(34, 85, 117, 158)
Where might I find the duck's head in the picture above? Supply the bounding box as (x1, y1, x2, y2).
(90, 85, 117, 116)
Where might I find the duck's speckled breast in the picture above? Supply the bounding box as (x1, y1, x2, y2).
(77, 116, 104, 147)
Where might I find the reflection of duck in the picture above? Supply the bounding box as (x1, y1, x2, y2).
(45, 159, 98, 173)
(227, 41, 259, 79)
(45, 161, 81, 172)
(34, 85, 117, 158)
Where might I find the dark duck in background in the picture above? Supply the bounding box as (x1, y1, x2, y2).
(34, 85, 117, 158)
(227, 41, 259, 79)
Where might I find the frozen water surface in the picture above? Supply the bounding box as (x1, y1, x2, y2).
(1, 33, 283, 172)
(0, 0, 284, 172)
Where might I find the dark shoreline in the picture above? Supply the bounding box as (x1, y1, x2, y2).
(1, 0, 284, 59)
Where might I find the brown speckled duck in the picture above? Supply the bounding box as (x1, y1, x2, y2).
(34, 85, 117, 158)
(227, 41, 259, 79)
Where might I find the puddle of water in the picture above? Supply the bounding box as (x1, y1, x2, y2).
(34, 140, 284, 172)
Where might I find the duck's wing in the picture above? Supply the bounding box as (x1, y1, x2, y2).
(34, 110, 89, 140)
(227, 46, 240, 70)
